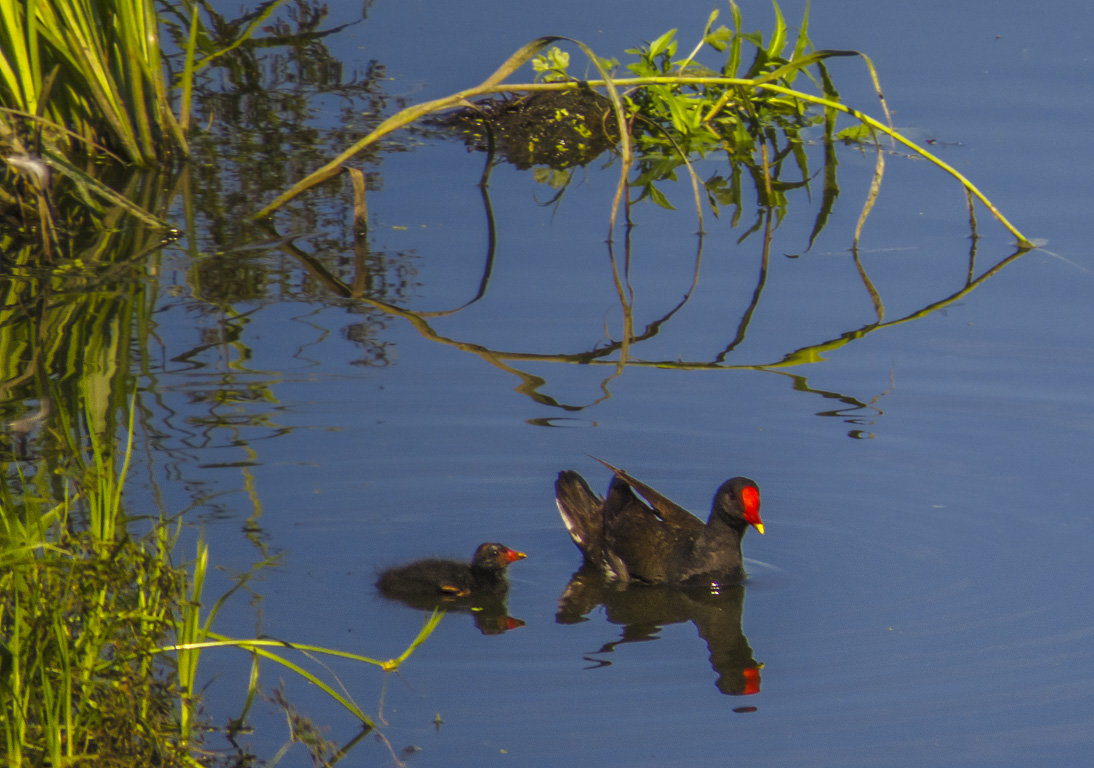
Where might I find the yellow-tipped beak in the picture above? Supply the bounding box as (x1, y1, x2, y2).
(752, 522, 765, 535)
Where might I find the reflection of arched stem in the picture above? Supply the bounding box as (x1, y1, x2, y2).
(758, 365, 896, 437)
(964, 199, 980, 285)
(755, 245, 1026, 370)
(600, 226, 636, 401)
(609, 245, 1028, 376)
(275, 217, 706, 410)
(277, 215, 1027, 415)
(416, 147, 499, 317)
(852, 246, 884, 323)
(601, 245, 1028, 420)
(716, 208, 771, 362)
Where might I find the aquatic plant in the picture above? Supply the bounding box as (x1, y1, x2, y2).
(254, 1, 1030, 250)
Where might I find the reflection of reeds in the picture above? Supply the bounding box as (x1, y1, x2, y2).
(0, 170, 170, 444)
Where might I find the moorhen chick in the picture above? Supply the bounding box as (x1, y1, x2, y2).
(555, 458, 763, 587)
(375, 542, 526, 600)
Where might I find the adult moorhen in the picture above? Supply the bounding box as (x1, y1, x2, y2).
(375, 542, 527, 600)
(555, 458, 763, 587)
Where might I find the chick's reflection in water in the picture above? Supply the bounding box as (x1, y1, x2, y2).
(557, 566, 762, 695)
(376, 542, 526, 635)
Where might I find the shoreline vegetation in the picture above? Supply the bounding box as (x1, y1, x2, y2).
(0, 395, 442, 766)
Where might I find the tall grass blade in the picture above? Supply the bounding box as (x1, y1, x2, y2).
(178, 2, 201, 132)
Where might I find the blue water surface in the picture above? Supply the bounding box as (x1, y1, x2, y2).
(143, 1, 1094, 765)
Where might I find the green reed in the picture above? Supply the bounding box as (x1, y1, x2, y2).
(0, 0, 191, 165)
(0, 0, 290, 253)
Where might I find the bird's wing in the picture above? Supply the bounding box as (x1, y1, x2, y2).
(589, 455, 702, 530)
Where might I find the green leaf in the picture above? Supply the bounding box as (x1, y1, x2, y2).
(836, 123, 875, 143)
(646, 183, 676, 210)
(648, 28, 678, 58)
(768, 0, 787, 59)
(705, 25, 733, 53)
(791, 0, 812, 62)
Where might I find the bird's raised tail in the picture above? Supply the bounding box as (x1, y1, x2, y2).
(555, 471, 604, 561)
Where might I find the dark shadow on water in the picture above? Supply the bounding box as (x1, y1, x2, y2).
(557, 565, 762, 696)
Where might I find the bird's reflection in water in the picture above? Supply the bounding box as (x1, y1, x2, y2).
(377, 591, 524, 636)
(557, 566, 762, 696)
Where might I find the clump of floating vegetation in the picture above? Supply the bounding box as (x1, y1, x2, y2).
(431, 87, 620, 171)
(256, 1, 1031, 250)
